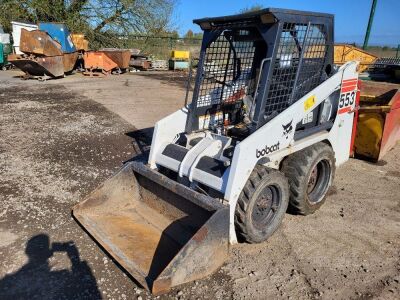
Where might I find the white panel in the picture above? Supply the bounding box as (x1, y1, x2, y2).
(11, 21, 38, 54)
(148, 107, 188, 168)
(0, 33, 10, 44)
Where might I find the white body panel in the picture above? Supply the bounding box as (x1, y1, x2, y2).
(0, 33, 10, 44)
(149, 107, 188, 168)
(11, 21, 38, 55)
(149, 61, 359, 244)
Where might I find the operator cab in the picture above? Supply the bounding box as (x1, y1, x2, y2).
(184, 8, 335, 142)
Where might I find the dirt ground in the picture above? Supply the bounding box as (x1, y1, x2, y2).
(0, 70, 399, 300)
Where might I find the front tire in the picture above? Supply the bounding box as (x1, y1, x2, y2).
(282, 142, 335, 215)
(235, 166, 289, 243)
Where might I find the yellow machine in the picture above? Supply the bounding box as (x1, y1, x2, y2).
(334, 44, 377, 72)
(171, 50, 190, 60)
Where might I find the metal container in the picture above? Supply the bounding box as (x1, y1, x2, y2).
(130, 58, 151, 70)
(38, 23, 76, 53)
(8, 53, 65, 77)
(0, 43, 4, 64)
(0, 43, 12, 69)
(83, 51, 118, 72)
(334, 44, 377, 72)
(71, 33, 89, 51)
(11, 21, 38, 54)
(169, 59, 189, 70)
(0, 43, 5, 67)
(100, 48, 131, 69)
(19, 29, 63, 56)
(63, 52, 79, 73)
(171, 50, 190, 60)
(354, 82, 400, 161)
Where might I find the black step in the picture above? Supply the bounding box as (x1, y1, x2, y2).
(162, 144, 189, 162)
(196, 156, 227, 178)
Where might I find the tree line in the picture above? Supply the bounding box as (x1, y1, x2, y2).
(0, 0, 177, 48)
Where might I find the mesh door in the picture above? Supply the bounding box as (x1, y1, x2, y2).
(196, 29, 257, 114)
(264, 23, 328, 120)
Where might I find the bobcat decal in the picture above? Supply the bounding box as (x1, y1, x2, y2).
(282, 120, 293, 139)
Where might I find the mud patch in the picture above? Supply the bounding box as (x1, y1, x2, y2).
(386, 170, 400, 178)
(0, 230, 19, 248)
(327, 185, 338, 196)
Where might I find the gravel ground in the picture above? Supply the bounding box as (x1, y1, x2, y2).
(0, 71, 399, 300)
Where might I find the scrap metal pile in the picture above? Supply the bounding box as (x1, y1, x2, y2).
(5, 20, 183, 79)
(8, 23, 78, 80)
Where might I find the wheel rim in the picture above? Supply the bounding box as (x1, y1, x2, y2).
(307, 159, 331, 204)
(251, 185, 281, 230)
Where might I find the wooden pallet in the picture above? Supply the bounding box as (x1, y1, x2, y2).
(151, 60, 168, 70)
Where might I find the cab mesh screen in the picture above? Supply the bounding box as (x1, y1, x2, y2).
(196, 30, 257, 109)
(264, 23, 328, 119)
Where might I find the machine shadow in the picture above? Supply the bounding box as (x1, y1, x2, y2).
(125, 127, 154, 159)
(145, 216, 194, 290)
(140, 175, 213, 291)
(0, 234, 101, 300)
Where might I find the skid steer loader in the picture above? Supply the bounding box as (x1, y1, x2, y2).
(73, 8, 359, 294)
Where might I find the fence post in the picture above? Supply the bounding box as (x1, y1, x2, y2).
(363, 0, 378, 50)
(397, 44, 400, 58)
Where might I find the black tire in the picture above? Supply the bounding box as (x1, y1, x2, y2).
(282, 142, 335, 215)
(235, 166, 289, 243)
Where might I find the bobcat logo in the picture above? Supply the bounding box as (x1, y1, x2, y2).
(282, 120, 293, 139)
(256, 142, 280, 158)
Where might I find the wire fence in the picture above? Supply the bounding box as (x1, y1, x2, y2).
(92, 32, 400, 61)
(112, 35, 203, 59)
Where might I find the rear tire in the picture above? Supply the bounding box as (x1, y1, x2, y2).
(282, 142, 335, 215)
(235, 166, 289, 243)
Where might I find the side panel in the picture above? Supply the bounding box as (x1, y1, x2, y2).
(380, 95, 400, 160)
(148, 107, 189, 168)
(38, 23, 76, 53)
(225, 62, 358, 243)
(328, 76, 359, 165)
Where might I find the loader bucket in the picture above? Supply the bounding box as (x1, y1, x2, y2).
(73, 161, 229, 295)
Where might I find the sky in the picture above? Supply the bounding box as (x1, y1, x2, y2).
(175, 0, 400, 46)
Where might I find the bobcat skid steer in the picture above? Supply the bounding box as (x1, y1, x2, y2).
(73, 8, 359, 295)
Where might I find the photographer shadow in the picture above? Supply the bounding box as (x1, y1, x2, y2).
(0, 234, 101, 300)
